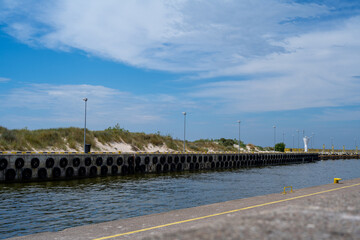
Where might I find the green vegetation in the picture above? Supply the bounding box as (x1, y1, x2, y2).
(275, 142, 286, 152)
(0, 125, 251, 152)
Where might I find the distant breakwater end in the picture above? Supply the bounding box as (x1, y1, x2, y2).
(0, 152, 319, 183)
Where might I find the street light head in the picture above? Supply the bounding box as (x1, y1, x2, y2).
(237, 120, 241, 123)
(273, 125, 276, 128)
(83, 98, 88, 102)
(182, 112, 186, 115)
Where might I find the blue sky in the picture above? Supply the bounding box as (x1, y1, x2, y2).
(1, 0, 360, 149)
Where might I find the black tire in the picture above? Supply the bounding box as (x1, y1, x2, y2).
(60, 158, 68, 168)
(96, 157, 103, 166)
(89, 166, 97, 176)
(135, 165, 141, 173)
(38, 168, 47, 179)
(72, 158, 80, 167)
(111, 165, 118, 175)
(117, 157, 123, 166)
(66, 167, 74, 177)
(101, 166, 108, 175)
(195, 163, 200, 169)
(163, 164, 169, 172)
(174, 156, 179, 164)
(5, 169, 16, 181)
(128, 165, 134, 174)
(121, 165, 128, 175)
(31, 158, 40, 168)
(78, 167, 86, 177)
(106, 157, 113, 166)
(0, 158, 8, 170)
(140, 165, 146, 173)
(192, 156, 197, 163)
(127, 156, 134, 166)
(160, 156, 166, 164)
(176, 163, 182, 171)
(52, 167, 61, 178)
(85, 157, 92, 166)
(180, 156, 185, 163)
(15, 158, 24, 169)
(156, 164, 162, 173)
(46, 158, 54, 168)
(22, 168, 32, 180)
(189, 163, 194, 170)
(170, 163, 176, 172)
(135, 157, 141, 165)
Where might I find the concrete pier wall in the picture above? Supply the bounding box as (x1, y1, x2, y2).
(0, 153, 319, 182)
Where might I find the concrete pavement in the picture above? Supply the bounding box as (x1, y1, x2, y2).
(9, 178, 360, 240)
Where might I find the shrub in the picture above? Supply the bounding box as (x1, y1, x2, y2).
(275, 142, 286, 152)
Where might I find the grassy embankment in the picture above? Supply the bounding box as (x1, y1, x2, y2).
(0, 125, 251, 152)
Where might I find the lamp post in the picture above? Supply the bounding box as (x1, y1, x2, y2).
(83, 97, 88, 153)
(292, 134, 294, 149)
(273, 125, 276, 151)
(237, 120, 241, 153)
(354, 138, 357, 153)
(331, 137, 334, 153)
(311, 132, 314, 150)
(182, 112, 186, 152)
(296, 129, 300, 150)
(282, 131, 285, 143)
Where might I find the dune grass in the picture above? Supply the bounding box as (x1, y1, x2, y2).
(0, 124, 245, 152)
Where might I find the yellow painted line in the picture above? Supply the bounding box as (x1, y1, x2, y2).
(93, 182, 360, 240)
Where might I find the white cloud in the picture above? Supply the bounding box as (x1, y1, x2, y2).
(0, 77, 10, 82)
(0, 0, 329, 72)
(0, 84, 195, 128)
(190, 16, 360, 112)
(314, 108, 360, 122)
(1, 0, 360, 114)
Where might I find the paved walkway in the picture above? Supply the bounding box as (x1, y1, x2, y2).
(10, 178, 360, 240)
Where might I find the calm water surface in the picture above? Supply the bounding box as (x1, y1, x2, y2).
(1, 159, 360, 239)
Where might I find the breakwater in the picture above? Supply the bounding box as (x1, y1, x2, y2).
(0, 152, 318, 182)
(319, 153, 360, 160)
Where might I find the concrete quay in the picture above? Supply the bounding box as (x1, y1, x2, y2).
(10, 178, 360, 240)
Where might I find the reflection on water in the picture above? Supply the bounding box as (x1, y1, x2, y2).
(1, 159, 359, 239)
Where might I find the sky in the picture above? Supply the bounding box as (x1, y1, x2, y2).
(0, 0, 360, 149)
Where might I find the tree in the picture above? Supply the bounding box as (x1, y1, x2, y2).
(275, 142, 285, 152)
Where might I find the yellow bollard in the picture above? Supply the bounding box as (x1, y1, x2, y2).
(334, 178, 342, 184)
(283, 186, 293, 194)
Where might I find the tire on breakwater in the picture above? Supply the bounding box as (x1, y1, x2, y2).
(38, 168, 47, 179)
(0, 158, 8, 170)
